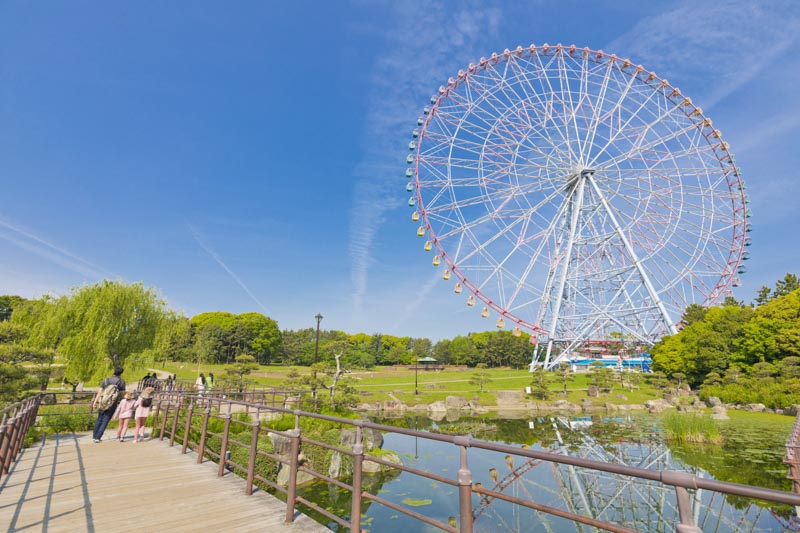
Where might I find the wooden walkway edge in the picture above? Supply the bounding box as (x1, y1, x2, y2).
(0, 431, 331, 532)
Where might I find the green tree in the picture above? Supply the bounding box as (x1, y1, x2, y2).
(468, 363, 492, 392)
(529, 368, 551, 400)
(223, 354, 260, 391)
(754, 286, 772, 307)
(681, 304, 707, 326)
(15, 281, 167, 384)
(774, 273, 800, 298)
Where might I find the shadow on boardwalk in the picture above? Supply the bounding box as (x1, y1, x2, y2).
(0, 431, 330, 532)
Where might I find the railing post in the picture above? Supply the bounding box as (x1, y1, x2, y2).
(181, 400, 195, 454)
(284, 413, 302, 524)
(217, 414, 232, 477)
(674, 486, 702, 533)
(159, 402, 170, 441)
(153, 398, 163, 435)
(350, 425, 364, 533)
(169, 399, 182, 447)
(454, 436, 474, 533)
(245, 419, 260, 495)
(2, 416, 19, 475)
(0, 417, 16, 476)
(197, 408, 211, 464)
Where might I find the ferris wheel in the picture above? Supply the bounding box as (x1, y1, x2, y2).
(406, 44, 750, 369)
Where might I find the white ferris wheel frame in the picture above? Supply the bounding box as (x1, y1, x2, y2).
(407, 44, 750, 369)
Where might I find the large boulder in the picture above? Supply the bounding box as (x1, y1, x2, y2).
(745, 403, 767, 413)
(706, 396, 723, 407)
(710, 405, 729, 420)
(645, 399, 674, 413)
(445, 396, 469, 410)
(428, 401, 447, 413)
(552, 400, 582, 413)
(383, 400, 407, 413)
(586, 385, 599, 397)
(363, 450, 403, 474)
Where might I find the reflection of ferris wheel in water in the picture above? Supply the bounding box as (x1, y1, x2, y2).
(406, 44, 751, 369)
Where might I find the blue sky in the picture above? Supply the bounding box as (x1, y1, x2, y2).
(1, 1, 798, 341)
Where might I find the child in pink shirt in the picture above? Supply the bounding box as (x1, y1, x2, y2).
(113, 391, 136, 442)
(133, 387, 155, 443)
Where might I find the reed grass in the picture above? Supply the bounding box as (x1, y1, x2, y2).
(663, 411, 722, 444)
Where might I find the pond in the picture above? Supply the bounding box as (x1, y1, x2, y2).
(296, 411, 798, 532)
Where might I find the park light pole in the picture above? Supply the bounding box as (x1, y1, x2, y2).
(415, 356, 419, 395)
(312, 313, 323, 401)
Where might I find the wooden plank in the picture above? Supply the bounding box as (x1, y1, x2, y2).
(0, 431, 330, 532)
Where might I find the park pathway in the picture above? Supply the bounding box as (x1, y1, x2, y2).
(0, 430, 330, 532)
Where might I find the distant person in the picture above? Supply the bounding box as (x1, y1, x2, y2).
(113, 391, 137, 442)
(133, 387, 154, 443)
(207, 372, 215, 391)
(195, 373, 206, 395)
(92, 366, 126, 443)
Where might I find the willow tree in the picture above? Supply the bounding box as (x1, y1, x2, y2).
(16, 281, 168, 384)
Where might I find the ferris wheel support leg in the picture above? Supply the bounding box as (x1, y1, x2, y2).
(587, 177, 678, 335)
(544, 172, 588, 369)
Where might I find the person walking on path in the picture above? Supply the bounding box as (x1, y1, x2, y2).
(133, 387, 154, 443)
(113, 391, 136, 442)
(207, 372, 215, 391)
(195, 373, 206, 395)
(92, 366, 126, 443)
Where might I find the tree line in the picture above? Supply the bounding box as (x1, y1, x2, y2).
(0, 280, 538, 404)
(651, 273, 800, 407)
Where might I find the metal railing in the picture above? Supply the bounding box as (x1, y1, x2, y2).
(785, 410, 800, 494)
(152, 390, 800, 533)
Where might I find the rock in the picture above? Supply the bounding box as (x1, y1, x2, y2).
(552, 400, 582, 413)
(615, 394, 628, 401)
(383, 400, 406, 413)
(445, 396, 469, 410)
(707, 396, 723, 407)
(277, 458, 316, 487)
(676, 404, 693, 412)
(775, 408, 785, 415)
(710, 405, 729, 420)
(587, 385, 599, 397)
(340, 428, 383, 451)
(616, 404, 645, 411)
(270, 433, 294, 456)
(409, 404, 429, 412)
(496, 391, 525, 406)
(363, 451, 403, 474)
(428, 401, 447, 413)
(606, 403, 619, 412)
(745, 403, 767, 412)
(645, 399, 674, 414)
(785, 405, 800, 416)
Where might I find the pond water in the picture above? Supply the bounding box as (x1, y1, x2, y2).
(296, 411, 798, 532)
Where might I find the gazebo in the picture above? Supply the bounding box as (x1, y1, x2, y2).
(417, 356, 438, 370)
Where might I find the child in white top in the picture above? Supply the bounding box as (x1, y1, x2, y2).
(113, 391, 136, 442)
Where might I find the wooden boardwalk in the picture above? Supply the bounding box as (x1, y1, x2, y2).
(0, 431, 330, 532)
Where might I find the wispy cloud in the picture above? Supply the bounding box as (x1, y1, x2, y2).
(0, 216, 116, 280)
(606, 1, 800, 110)
(348, 1, 501, 322)
(187, 224, 272, 315)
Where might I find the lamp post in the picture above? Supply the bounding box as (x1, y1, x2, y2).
(312, 313, 323, 401)
(415, 356, 419, 396)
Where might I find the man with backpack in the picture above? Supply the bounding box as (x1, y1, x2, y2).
(91, 366, 126, 443)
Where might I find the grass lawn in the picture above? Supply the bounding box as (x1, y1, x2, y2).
(140, 363, 664, 407)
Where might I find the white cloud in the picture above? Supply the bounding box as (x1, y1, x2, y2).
(187, 224, 272, 316)
(0, 216, 116, 280)
(606, 1, 800, 109)
(348, 1, 502, 325)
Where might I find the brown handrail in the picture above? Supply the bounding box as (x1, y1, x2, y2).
(151, 390, 800, 533)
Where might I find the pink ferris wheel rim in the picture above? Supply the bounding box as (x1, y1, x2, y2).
(408, 43, 749, 342)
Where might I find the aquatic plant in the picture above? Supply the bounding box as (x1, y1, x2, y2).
(663, 411, 721, 444)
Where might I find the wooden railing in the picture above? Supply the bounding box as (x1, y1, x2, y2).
(152, 391, 800, 533)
